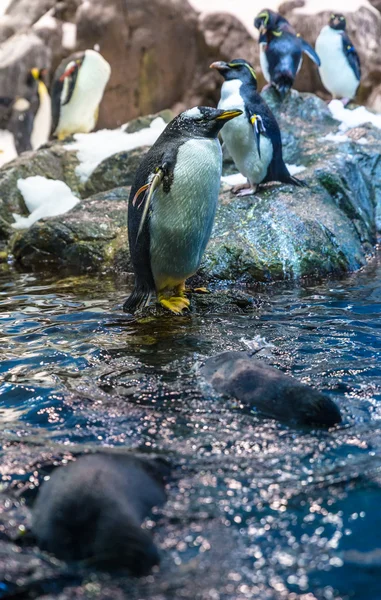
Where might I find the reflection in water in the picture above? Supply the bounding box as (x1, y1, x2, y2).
(0, 256, 381, 599)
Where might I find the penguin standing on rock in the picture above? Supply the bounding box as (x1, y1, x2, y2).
(315, 14, 361, 104)
(211, 59, 306, 196)
(254, 9, 320, 99)
(51, 49, 111, 140)
(124, 106, 242, 315)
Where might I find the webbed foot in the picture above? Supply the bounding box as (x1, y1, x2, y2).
(159, 294, 190, 315)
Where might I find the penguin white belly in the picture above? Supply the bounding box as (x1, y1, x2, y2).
(56, 51, 111, 137)
(150, 138, 222, 289)
(218, 80, 273, 185)
(259, 43, 271, 83)
(316, 27, 359, 99)
(31, 82, 51, 150)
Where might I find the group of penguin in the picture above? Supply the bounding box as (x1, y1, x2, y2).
(124, 9, 361, 315)
(2, 48, 110, 154)
(1, 9, 361, 316)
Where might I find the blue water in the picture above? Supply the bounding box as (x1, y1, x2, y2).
(1, 254, 381, 599)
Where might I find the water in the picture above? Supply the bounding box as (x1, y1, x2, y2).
(0, 253, 381, 600)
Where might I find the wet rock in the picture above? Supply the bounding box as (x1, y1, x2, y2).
(32, 452, 170, 573)
(75, 0, 204, 129)
(6, 89, 381, 281)
(0, 142, 80, 240)
(12, 187, 129, 274)
(200, 351, 342, 427)
(278, 3, 381, 106)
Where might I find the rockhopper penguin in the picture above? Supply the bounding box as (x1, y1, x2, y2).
(254, 9, 320, 99)
(124, 106, 242, 315)
(315, 14, 361, 103)
(211, 59, 306, 195)
(51, 49, 111, 140)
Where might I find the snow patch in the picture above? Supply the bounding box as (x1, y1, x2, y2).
(67, 117, 167, 182)
(12, 177, 79, 229)
(322, 132, 351, 143)
(329, 100, 381, 131)
(0, 130, 17, 168)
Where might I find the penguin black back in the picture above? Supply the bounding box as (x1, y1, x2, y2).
(254, 9, 320, 99)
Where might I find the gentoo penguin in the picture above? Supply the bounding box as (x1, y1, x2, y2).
(51, 49, 111, 140)
(254, 9, 320, 99)
(1, 68, 51, 154)
(315, 14, 361, 104)
(211, 59, 306, 195)
(123, 106, 242, 315)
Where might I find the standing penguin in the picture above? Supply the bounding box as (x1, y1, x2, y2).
(211, 59, 306, 195)
(51, 49, 111, 140)
(124, 106, 242, 315)
(315, 14, 361, 104)
(2, 68, 51, 154)
(254, 9, 320, 99)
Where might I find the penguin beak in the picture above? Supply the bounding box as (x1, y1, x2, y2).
(215, 109, 243, 121)
(209, 61, 228, 71)
(31, 68, 40, 81)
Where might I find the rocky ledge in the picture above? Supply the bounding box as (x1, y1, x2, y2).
(1, 89, 380, 284)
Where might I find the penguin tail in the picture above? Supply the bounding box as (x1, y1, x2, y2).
(275, 75, 293, 100)
(123, 283, 153, 313)
(288, 175, 308, 188)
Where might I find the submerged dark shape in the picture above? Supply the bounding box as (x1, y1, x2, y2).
(31, 453, 170, 574)
(200, 351, 341, 427)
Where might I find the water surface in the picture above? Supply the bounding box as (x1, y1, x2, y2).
(1, 254, 381, 600)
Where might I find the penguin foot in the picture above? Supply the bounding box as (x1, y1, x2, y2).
(184, 286, 209, 294)
(341, 98, 351, 107)
(235, 187, 257, 197)
(159, 295, 190, 315)
(231, 182, 250, 195)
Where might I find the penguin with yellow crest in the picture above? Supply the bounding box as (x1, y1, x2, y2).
(123, 106, 242, 315)
(211, 59, 306, 195)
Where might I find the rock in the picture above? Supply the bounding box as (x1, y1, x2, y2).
(200, 351, 342, 427)
(4, 0, 56, 30)
(368, 0, 381, 13)
(278, 3, 381, 105)
(32, 452, 169, 572)
(12, 187, 129, 274)
(7, 90, 381, 281)
(0, 142, 80, 239)
(75, 0, 204, 129)
(184, 12, 260, 111)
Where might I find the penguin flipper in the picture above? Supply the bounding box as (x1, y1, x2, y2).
(300, 39, 321, 66)
(342, 33, 361, 81)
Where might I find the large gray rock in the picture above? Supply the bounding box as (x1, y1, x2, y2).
(6, 90, 381, 281)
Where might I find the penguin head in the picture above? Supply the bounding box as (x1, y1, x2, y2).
(254, 9, 286, 33)
(210, 59, 258, 88)
(170, 106, 242, 139)
(329, 13, 346, 31)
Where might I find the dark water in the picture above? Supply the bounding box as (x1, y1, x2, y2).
(1, 253, 381, 600)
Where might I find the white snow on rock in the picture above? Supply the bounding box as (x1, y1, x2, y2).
(322, 132, 351, 143)
(12, 176, 79, 229)
(0, 130, 17, 168)
(67, 117, 167, 182)
(329, 100, 381, 131)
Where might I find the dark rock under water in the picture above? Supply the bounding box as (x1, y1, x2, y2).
(200, 351, 342, 427)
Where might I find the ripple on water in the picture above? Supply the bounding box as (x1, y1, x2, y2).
(0, 258, 381, 599)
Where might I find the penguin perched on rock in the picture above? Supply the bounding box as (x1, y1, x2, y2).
(315, 14, 361, 104)
(51, 49, 111, 140)
(254, 8, 320, 99)
(124, 106, 242, 315)
(211, 59, 306, 195)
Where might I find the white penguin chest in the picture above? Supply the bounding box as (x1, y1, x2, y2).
(149, 137, 222, 287)
(259, 43, 271, 83)
(315, 26, 359, 99)
(218, 80, 273, 185)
